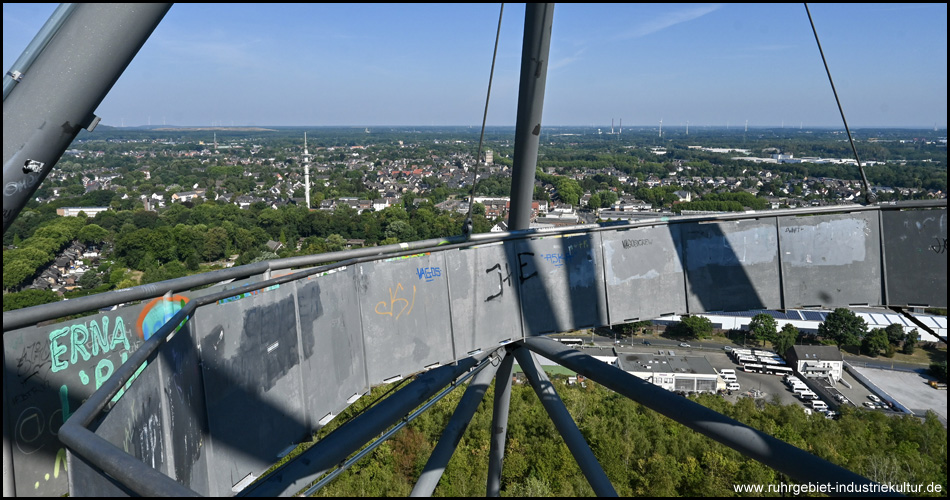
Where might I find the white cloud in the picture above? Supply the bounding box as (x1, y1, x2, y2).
(617, 4, 722, 40)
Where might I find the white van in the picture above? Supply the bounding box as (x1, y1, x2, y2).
(720, 368, 736, 376)
(793, 387, 814, 398)
(726, 382, 740, 391)
(811, 400, 828, 411)
(722, 374, 738, 382)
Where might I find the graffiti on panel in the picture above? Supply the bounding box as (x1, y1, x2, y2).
(375, 283, 416, 319)
(485, 263, 512, 302)
(542, 253, 571, 268)
(137, 294, 191, 341)
(416, 266, 442, 282)
(11, 311, 148, 492)
(517, 252, 537, 283)
(932, 238, 947, 254)
(217, 283, 280, 305)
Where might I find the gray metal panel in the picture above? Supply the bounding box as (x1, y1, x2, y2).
(681, 219, 781, 312)
(601, 225, 687, 322)
(77, 319, 208, 496)
(196, 284, 308, 496)
(882, 208, 948, 307)
(445, 243, 524, 356)
(82, 347, 169, 489)
(515, 233, 608, 335)
(293, 270, 368, 426)
(357, 253, 454, 383)
(66, 449, 135, 496)
(779, 212, 882, 308)
(161, 320, 211, 495)
(4, 304, 150, 496)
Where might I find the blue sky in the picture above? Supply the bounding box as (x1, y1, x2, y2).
(4, 3, 947, 128)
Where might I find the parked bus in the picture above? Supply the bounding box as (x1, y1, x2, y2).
(737, 355, 757, 365)
(558, 338, 583, 346)
(743, 363, 764, 373)
(768, 366, 794, 376)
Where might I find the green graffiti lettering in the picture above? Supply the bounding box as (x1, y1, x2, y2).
(89, 316, 110, 357)
(110, 316, 130, 352)
(94, 358, 114, 390)
(59, 385, 71, 423)
(49, 328, 69, 373)
(69, 324, 91, 365)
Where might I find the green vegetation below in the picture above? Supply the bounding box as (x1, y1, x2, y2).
(268, 375, 946, 497)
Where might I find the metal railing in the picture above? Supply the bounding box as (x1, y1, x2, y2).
(41, 202, 941, 496)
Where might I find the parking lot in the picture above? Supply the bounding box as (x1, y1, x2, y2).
(849, 366, 948, 423)
(611, 342, 927, 418)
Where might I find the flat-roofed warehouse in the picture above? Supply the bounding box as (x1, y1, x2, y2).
(616, 352, 724, 393)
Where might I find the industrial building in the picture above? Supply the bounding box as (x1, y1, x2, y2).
(615, 352, 724, 393)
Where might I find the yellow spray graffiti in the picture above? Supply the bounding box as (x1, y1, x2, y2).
(374, 283, 416, 319)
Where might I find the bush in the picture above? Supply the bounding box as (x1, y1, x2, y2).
(929, 361, 947, 382)
(883, 344, 896, 358)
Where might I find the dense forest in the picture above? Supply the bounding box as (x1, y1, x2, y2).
(269, 373, 948, 497)
(2, 199, 492, 303)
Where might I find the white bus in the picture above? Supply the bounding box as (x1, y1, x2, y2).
(737, 355, 757, 365)
(558, 338, 583, 346)
(742, 363, 764, 373)
(768, 366, 794, 376)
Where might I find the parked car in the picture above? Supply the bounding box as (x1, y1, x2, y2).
(867, 394, 881, 403)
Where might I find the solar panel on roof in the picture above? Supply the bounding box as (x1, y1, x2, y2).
(802, 311, 824, 321)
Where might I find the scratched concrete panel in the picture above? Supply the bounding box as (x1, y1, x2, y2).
(357, 252, 454, 383)
(445, 243, 524, 357)
(602, 225, 687, 322)
(779, 212, 882, 308)
(681, 219, 781, 312)
(515, 233, 608, 335)
(882, 208, 948, 307)
(293, 269, 369, 428)
(195, 284, 308, 496)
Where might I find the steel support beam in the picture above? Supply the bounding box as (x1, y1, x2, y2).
(522, 336, 891, 493)
(512, 346, 618, 497)
(410, 351, 504, 496)
(239, 354, 485, 497)
(508, 3, 554, 230)
(3, 3, 172, 234)
(486, 350, 514, 496)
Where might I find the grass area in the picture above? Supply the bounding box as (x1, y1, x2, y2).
(841, 343, 947, 367)
(511, 363, 577, 377)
